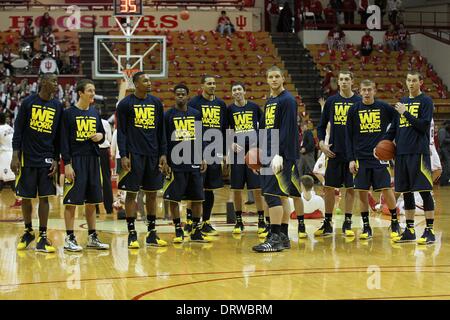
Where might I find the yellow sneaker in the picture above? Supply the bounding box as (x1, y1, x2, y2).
(17, 230, 35, 250)
(128, 231, 140, 249)
(35, 234, 56, 253)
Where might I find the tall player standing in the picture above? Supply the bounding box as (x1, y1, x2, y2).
(253, 66, 301, 252)
(383, 71, 437, 245)
(117, 72, 168, 249)
(187, 75, 228, 237)
(11, 73, 62, 253)
(316, 71, 361, 237)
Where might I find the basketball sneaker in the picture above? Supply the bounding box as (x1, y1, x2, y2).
(87, 232, 110, 250)
(252, 233, 284, 252)
(359, 225, 373, 240)
(128, 230, 140, 249)
(35, 233, 56, 253)
(10, 198, 22, 209)
(183, 219, 193, 236)
(232, 222, 244, 234)
(298, 223, 307, 239)
(190, 227, 212, 243)
(173, 228, 184, 244)
(280, 232, 291, 249)
(201, 220, 219, 236)
(417, 228, 435, 245)
(257, 221, 266, 234)
(314, 219, 333, 236)
(64, 234, 83, 252)
(17, 229, 35, 250)
(393, 227, 416, 243)
(145, 230, 168, 247)
(259, 225, 270, 238)
(342, 219, 355, 237)
(390, 219, 402, 238)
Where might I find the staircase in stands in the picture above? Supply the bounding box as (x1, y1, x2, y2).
(270, 33, 323, 124)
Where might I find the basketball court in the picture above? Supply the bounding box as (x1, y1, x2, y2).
(0, 186, 449, 300)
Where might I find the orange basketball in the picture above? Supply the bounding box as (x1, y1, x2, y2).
(375, 140, 396, 161)
(180, 10, 190, 20)
(245, 148, 262, 171)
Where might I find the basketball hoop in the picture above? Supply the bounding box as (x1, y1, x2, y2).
(122, 68, 140, 90)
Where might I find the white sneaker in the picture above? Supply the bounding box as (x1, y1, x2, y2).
(64, 234, 83, 252)
(86, 232, 110, 250)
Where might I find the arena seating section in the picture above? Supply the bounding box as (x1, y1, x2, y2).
(0, 30, 81, 73)
(308, 44, 450, 121)
(108, 29, 303, 110)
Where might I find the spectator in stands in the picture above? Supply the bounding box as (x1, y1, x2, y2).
(397, 23, 410, 51)
(0, 46, 18, 77)
(387, 0, 401, 26)
(327, 24, 345, 51)
(360, 29, 374, 62)
(20, 18, 36, 57)
(384, 24, 399, 51)
(324, 3, 337, 24)
(217, 11, 234, 37)
(325, 77, 339, 96)
(267, 0, 280, 33)
(438, 121, 450, 186)
(309, 0, 324, 23)
(43, 37, 62, 70)
(277, 1, 293, 32)
(39, 12, 53, 36)
(298, 121, 316, 176)
(68, 46, 80, 74)
(342, 0, 356, 25)
(358, 0, 369, 24)
(330, 0, 344, 24)
(322, 65, 334, 90)
(40, 26, 55, 51)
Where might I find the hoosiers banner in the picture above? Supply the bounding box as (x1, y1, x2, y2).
(1, 9, 257, 32)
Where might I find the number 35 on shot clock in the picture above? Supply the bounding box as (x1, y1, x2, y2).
(114, 0, 143, 16)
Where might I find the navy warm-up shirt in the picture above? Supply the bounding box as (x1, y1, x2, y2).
(317, 93, 362, 160)
(165, 107, 203, 172)
(384, 93, 434, 155)
(116, 94, 167, 158)
(260, 90, 299, 161)
(346, 99, 396, 163)
(12, 94, 62, 167)
(60, 106, 105, 164)
(188, 94, 228, 156)
(227, 101, 262, 152)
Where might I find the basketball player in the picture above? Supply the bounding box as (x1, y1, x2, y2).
(316, 71, 362, 237)
(11, 73, 62, 253)
(61, 79, 109, 252)
(430, 119, 442, 182)
(346, 79, 401, 239)
(0, 113, 15, 190)
(117, 72, 168, 249)
(252, 66, 302, 252)
(163, 84, 210, 243)
(227, 82, 267, 235)
(383, 71, 437, 244)
(186, 75, 228, 236)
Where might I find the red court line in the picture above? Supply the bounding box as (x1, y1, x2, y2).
(131, 270, 450, 300)
(2, 264, 449, 289)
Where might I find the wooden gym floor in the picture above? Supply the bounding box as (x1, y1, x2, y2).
(0, 186, 449, 300)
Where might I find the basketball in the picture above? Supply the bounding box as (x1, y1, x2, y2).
(245, 148, 261, 171)
(375, 140, 396, 161)
(180, 10, 190, 20)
